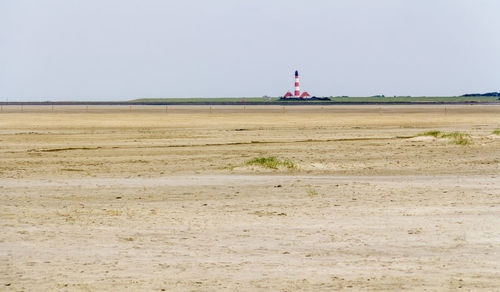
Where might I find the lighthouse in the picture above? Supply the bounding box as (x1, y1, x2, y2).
(294, 70, 300, 97)
(282, 70, 311, 99)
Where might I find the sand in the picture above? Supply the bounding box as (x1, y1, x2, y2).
(1, 105, 499, 291)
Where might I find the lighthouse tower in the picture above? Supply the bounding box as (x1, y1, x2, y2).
(294, 70, 300, 97)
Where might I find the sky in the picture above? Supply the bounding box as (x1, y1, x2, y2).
(1, 0, 499, 101)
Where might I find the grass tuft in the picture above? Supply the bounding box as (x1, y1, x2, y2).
(493, 129, 500, 135)
(453, 136, 471, 145)
(246, 156, 296, 169)
(418, 130, 442, 137)
(418, 130, 471, 145)
(307, 189, 319, 197)
(441, 132, 471, 145)
(440, 132, 470, 139)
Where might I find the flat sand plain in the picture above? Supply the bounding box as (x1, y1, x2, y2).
(1, 105, 500, 291)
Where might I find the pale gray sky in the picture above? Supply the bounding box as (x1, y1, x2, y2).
(1, 0, 499, 101)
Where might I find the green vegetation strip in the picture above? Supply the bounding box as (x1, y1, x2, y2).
(131, 97, 274, 103)
(493, 129, 500, 135)
(132, 96, 500, 103)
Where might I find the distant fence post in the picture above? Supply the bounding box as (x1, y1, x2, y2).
(282, 106, 285, 113)
(51, 104, 54, 112)
(165, 105, 168, 113)
(210, 106, 212, 113)
(129, 105, 132, 112)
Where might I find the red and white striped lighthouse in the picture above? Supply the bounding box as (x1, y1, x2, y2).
(294, 70, 300, 97)
(282, 70, 312, 99)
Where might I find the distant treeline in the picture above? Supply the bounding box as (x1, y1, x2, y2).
(461, 92, 500, 97)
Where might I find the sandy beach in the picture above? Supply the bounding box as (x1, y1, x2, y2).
(1, 105, 499, 291)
